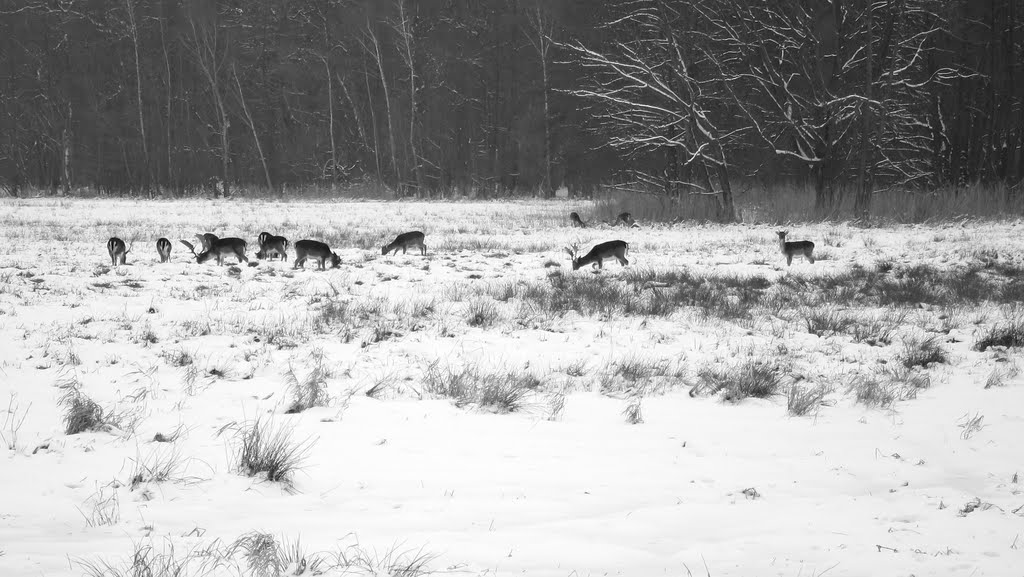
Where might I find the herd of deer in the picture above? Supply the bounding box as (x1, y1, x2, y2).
(103, 211, 815, 271)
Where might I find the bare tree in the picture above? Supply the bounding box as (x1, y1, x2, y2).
(364, 18, 400, 191)
(123, 0, 150, 194)
(563, 0, 739, 221)
(233, 65, 271, 191)
(187, 7, 231, 197)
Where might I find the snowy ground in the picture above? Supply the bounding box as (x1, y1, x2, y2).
(0, 198, 1022, 577)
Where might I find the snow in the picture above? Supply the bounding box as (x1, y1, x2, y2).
(0, 198, 1022, 576)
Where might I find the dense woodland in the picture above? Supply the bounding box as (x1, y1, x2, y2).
(0, 0, 1022, 219)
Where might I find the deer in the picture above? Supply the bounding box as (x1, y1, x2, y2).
(293, 239, 342, 270)
(195, 233, 218, 252)
(257, 231, 271, 249)
(569, 211, 587, 228)
(382, 231, 427, 256)
(256, 234, 289, 261)
(617, 212, 639, 227)
(106, 237, 133, 266)
(777, 231, 815, 266)
(179, 237, 248, 265)
(156, 238, 172, 263)
(564, 240, 630, 270)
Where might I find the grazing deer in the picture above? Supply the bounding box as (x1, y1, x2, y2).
(382, 231, 427, 256)
(257, 231, 271, 248)
(256, 234, 289, 261)
(195, 233, 218, 252)
(180, 237, 248, 265)
(569, 211, 587, 228)
(294, 239, 342, 270)
(777, 231, 815, 266)
(617, 212, 638, 227)
(565, 240, 630, 270)
(106, 237, 132, 266)
(156, 238, 172, 263)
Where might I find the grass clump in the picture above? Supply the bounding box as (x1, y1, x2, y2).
(898, 335, 947, 368)
(58, 378, 139, 435)
(974, 315, 1024, 351)
(803, 307, 854, 337)
(693, 358, 785, 402)
(847, 309, 904, 345)
(465, 298, 500, 327)
(283, 349, 332, 414)
(850, 366, 931, 408)
(422, 361, 537, 413)
(232, 532, 327, 577)
(622, 396, 644, 424)
(787, 384, 827, 416)
(223, 415, 314, 485)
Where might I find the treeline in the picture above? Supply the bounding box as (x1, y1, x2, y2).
(0, 0, 1021, 218)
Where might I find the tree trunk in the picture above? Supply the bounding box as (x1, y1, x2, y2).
(854, 0, 875, 221)
(234, 66, 271, 191)
(60, 102, 71, 196)
(125, 0, 150, 196)
(367, 21, 400, 192)
(323, 57, 337, 187)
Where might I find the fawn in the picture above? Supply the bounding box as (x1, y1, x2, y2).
(569, 212, 587, 228)
(777, 231, 815, 266)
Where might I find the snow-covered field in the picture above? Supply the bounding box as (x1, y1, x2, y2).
(1, 198, 1022, 577)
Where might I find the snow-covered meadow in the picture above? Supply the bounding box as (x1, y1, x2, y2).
(1, 198, 1022, 577)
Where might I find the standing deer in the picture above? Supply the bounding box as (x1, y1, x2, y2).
(180, 237, 248, 265)
(195, 233, 218, 251)
(107, 237, 132, 266)
(256, 234, 289, 261)
(156, 238, 172, 263)
(382, 231, 427, 256)
(569, 212, 587, 228)
(565, 240, 630, 270)
(777, 231, 815, 266)
(293, 239, 342, 270)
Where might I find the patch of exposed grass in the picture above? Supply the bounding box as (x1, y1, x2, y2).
(422, 361, 538, 413)
(465, 298, 500, 327)
(974, 314, 1024, 351)
(850, 366, 930, 408)
(898, 335, 947, 368)
(847, 309, 905, 346)
(222, 416, 314, 485)
(803, 307, 855, 337)
(787, 384, 827, 416)
(692, 358, 785, 402)
(283, 349, 332, 414)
